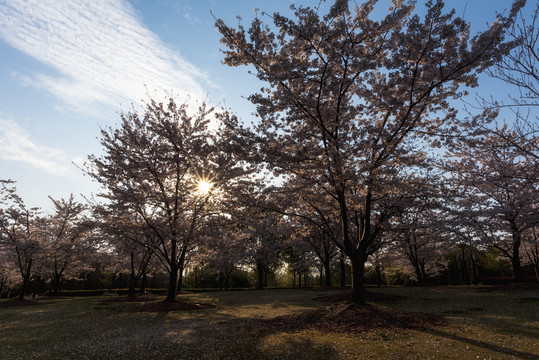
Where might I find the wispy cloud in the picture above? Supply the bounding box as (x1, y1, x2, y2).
(0, 0, 208, 115)
(0, 117, 77, 176)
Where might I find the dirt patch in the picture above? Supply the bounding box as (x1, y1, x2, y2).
(313, 291, 405, 303)
(257, 303, 446, 333)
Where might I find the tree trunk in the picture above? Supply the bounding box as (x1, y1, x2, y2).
(140, 271, 147, 293)
(165, 264, 179, 302)
(128, 272, 136, 298)
(51, 275, 62, 295)
(340, 254, 346, 287)
(256, 262, 264, 289)
(511, 236, 524, 281)
(512, 250, 524, 281)
(350, 256, 366, 304)
(218, 273, 224, 291)
(459, 246, 470, 285)
(225, 272, 230, 291)
(177, 266, 184, 292)
(18, 276, 29, 300)
(469, 253, 478, 285)
(375, 264, 383, 287)
(18, 258, 32, 300)
(324, 261, 332, 286)
(413, 262, 423, 284)
(128, 252, 136, 298)
(507, 219, 524, 281)
(338, 188, 369, 304)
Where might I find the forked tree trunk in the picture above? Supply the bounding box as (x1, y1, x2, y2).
(339, 189, 369, 304)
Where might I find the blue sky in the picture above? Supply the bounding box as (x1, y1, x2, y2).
(0, 0, 532, 211)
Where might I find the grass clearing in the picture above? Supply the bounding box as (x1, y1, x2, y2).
(1, 286, 538, 359)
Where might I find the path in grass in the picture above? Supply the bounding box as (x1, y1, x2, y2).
(0, 286, 538, 359)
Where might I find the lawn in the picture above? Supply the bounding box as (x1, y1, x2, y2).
(0, 286, 538, 359)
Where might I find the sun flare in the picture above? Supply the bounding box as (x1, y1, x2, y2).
(196, 179, 213, 196)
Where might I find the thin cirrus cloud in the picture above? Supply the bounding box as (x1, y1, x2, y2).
(0, 0, 208, 114)
(0, 0, 209, 178)
(0, 117, 77, 176)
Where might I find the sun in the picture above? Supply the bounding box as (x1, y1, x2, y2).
(193, 171, 215, 197)
(196, 179, 213, 196)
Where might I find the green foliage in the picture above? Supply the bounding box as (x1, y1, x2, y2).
(184, 265, 252, 289)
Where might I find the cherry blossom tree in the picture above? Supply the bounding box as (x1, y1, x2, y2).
(0, 249, 18, 298)
(301, 225, 339, 286)
(216, 0, 524, 303)
(41, 195, 91, 295)
(444, 128, 539, 281)
(522, 225, 539, 281)
(476, 1, 539, 160)
(282, 238, 315, 288)
(490, 1, 539, 108)
(0, 180, 45, 300)
(243, 210, 285, 289)
(86, 98, 252, 302)
(392, 208, 448, 284)
(93, 202, 154, 297)
(194, 221, 248, 290)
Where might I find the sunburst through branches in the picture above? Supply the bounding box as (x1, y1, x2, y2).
(194, 172, 214, 197)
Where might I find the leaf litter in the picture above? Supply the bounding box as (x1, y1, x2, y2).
(255, 291, 446, 334)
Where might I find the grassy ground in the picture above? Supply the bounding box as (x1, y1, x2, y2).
(0, 286, 538, 360)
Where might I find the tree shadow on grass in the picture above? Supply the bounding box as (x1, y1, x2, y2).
(0, 298, 45, 308)
(154, 311, 341, 360)
(252, 302, 446, 334)
(253, 335, 340, 360)
(417, 328, 539, 360)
